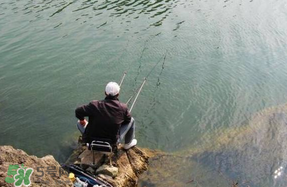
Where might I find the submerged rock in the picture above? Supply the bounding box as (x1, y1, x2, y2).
(189, 104, 287, 186)
(0, 145, 72, 187)
(138, 104, 287, 187)
(138, 151, 230, 187)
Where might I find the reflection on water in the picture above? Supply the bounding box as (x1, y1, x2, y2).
(1, 0, 287, 186)
(5, 0, 177, 32)
(274, 166, 284, 179)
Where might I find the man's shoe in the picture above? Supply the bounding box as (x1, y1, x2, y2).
(124, 139, 137, 150)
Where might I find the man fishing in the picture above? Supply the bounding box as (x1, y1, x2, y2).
(75, 82, 137, 150)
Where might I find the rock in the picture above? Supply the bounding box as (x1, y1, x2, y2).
(96, 165, 118, 178)
(98, 174, 113, 181)
(67, 145, 152, 187)
(78, 149, 104, 168)
(0, 145, 72, 187)
(102, 147, 151, 187)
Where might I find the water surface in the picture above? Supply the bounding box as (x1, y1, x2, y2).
(1, 0, 287, 186)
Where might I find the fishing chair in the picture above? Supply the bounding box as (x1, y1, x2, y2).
(86, 138, 117, 166)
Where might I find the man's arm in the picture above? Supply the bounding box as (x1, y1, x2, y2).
(75, 102, 95, 124)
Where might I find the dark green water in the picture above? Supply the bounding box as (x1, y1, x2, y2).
(1, 0, 287, 186)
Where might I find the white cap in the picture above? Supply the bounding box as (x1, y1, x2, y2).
(105, 82, 120, 96)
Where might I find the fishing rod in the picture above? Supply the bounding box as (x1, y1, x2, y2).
(119, 71, 127, 87)
(129, 78, 146, 113)
(126, 95, 134, 105)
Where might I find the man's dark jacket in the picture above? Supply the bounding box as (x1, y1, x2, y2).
(75, 96, 131, 144)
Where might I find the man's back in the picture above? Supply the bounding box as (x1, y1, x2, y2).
(75, 95, 131, 144)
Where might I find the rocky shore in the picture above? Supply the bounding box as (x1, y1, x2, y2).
(0, 145, 153, 187)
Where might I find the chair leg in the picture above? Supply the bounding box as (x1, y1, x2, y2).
(109, 148, 114, 166)
(109, 154, 112, 166)
(92, 150, 95, 165)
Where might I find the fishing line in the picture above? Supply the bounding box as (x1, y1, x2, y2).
(126, 51, 168, 109)
(141, 51, 168, 122)
(133, 34, 158, 87)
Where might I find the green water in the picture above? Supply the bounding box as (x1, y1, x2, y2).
(1, 0, 287, 186)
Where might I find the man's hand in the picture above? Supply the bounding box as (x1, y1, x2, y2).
(79, 119, 87, 126)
